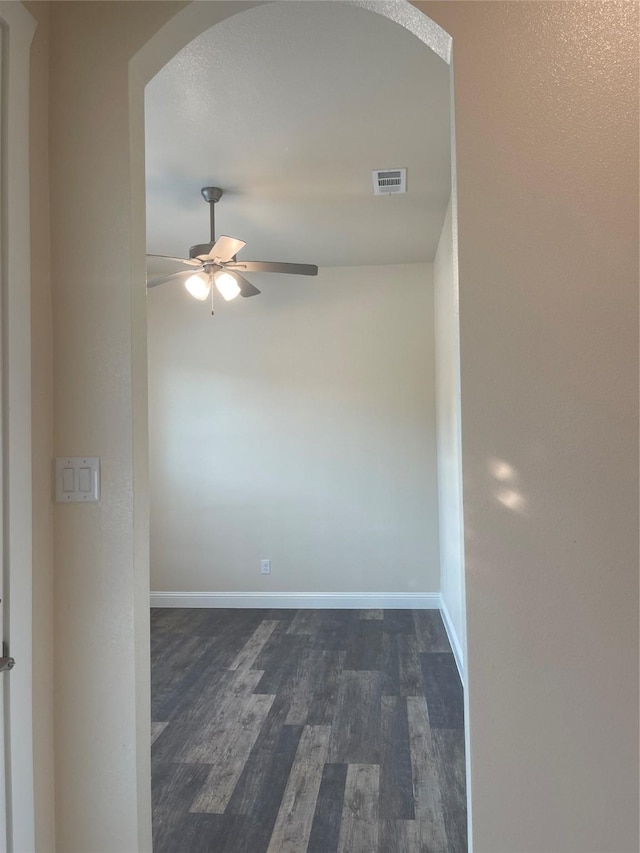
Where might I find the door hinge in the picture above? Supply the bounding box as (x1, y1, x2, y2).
(0, 643, 15, 672)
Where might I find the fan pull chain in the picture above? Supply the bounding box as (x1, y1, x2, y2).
(210, 278, 215, 316)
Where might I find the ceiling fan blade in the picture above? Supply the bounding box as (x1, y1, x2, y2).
(146, 254, 201, 267)
(225, 261, 318, 276)
(207, 235, 246, 264)
(227, 271, 260, 298)
(147, 269, 198, 289)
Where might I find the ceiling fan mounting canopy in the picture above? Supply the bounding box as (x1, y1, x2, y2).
(200, 186, 222, 204)
(147, 185, 318, 306)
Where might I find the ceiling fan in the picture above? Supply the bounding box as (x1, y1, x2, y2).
(146, 187, 318, 309)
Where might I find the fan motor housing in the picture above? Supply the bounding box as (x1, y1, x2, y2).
(189, 243, 213, 259)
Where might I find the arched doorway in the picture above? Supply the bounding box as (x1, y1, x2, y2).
(131, 1, 466, 849)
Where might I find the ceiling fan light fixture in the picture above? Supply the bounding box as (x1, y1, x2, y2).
(184, 273, 211, 301)
(214, 270, 241, 301)
(146, 187, 318, 311)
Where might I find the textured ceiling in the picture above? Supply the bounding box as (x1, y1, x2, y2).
(145, 1, 451, 270)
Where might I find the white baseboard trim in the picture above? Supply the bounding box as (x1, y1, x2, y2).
(150, 591, 441, 610)
(439, 597, 465, 682)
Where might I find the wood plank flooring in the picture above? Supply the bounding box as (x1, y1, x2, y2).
(151, 608, 467, 853)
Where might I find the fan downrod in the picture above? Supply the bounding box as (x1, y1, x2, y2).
(190, 187, 224, 258)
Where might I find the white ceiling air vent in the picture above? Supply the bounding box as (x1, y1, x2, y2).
(372, 168, 407, 195)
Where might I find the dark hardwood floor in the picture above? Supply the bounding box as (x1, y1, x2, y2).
(151, 608, 467, 852)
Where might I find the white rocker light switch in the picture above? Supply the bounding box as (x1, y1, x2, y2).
(55, 457, 100, 502)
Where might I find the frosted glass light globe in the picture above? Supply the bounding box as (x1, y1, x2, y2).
(184, 273, 211, 301)
(214, 271, 241, 301)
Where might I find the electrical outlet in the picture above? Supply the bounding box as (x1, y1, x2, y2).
(260, 559, 271, 575)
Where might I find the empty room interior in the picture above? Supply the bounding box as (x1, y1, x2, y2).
(145, 3, 466, 850)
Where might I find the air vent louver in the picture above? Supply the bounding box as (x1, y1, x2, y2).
(372, 168, 407, 195)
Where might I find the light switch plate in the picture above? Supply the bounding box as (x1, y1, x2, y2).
(55, 457, 100, 502)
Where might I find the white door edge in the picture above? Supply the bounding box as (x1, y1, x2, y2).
(0, 2, 37, 850)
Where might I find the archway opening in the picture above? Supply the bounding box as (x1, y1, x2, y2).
(131, 2, 467, 848)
